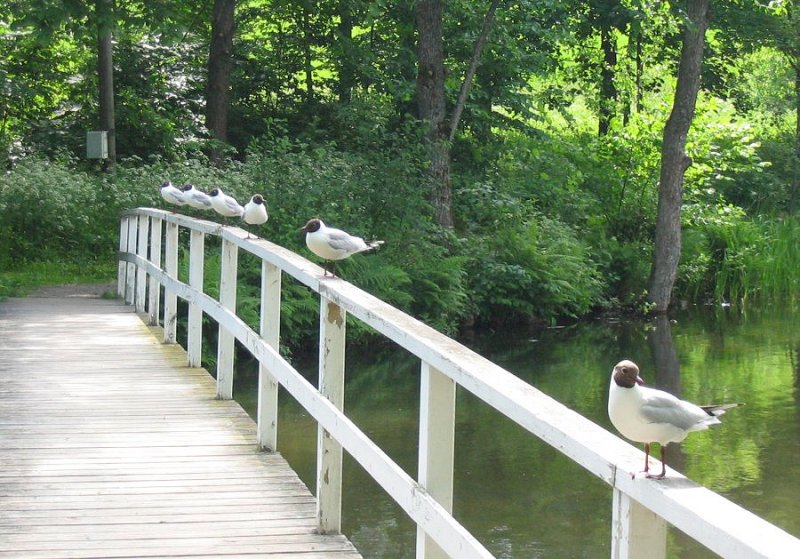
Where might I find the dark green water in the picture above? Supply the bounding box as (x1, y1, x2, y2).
(234, 306, 800, 558)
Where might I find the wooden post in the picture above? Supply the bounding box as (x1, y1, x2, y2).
(417, 362, 456, 559)
(317, 297, 345, 534)
(117, 216, 129, 298)
(611, 488, 667, 559)
(217, 238, 238, 399)
(187, 230, 205, 368)
(135, 215, 149, 313)
(257, 261, 281, 451)
(163, 221, 179, 344)
(147, 217, 162, 326)
(125, 217, 137, 305)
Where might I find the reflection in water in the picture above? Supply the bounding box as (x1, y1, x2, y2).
(234, 307, 800, 558)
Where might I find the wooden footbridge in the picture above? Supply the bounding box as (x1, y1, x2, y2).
(1, 208, 799, 559)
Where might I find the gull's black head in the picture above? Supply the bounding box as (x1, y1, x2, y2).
(181, 184, 194, 192)
(209, 188, 220, 197)
(613, 360, 644, 388)
(160, 181, 172, 189)
(301, 218, 322, 234)
(252, 194, 265, 205)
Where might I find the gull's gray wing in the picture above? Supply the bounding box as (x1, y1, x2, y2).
(327, 230, 366, 252)
(640, 392, 709, 431)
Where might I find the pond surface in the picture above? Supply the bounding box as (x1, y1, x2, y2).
(234, 306, 800, 558)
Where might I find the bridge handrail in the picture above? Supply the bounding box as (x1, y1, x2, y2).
(118, 208, 800, 559)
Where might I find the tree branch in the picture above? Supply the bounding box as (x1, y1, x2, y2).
(447, 0, 502, 142)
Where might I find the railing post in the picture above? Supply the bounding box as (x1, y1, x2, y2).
(187, 229, 205, 367)
(117, 216, 129, 298)
(135, 215, 149, 313)
(416, 362, 456, 559)
(125, 216, 138, 305)
(317, 297, 345, 534)
(163, 221, 179, 344)
(611, 488, 667, 559)
(216, 238, 238, 399)
(147, 217, 162, 326)
(257, 261, 281, 451)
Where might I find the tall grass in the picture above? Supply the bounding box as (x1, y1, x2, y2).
(711, 216, 800, 305)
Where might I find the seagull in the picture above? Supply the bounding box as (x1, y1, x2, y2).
(300, 218, 384, 277)
(608, 359, 740, 479)
(181, 184, 213, 210)
(243, 194, 268, 226)
(160, 181, 186, 207)
(209, 187, 244, 218)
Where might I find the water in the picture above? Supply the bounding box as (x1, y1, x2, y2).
(233, 306, 800, 558)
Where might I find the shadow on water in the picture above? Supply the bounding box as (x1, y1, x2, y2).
(233, 305, 800, 559)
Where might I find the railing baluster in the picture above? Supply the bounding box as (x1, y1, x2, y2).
(135, 215, 149, 313)
(611, 488, 667, 559)
(257, 261, 281, 451)
(125, 217, 138, 305)
(147, 217, 162, 326)
(317, 297, 345, 534)
(216, 238, 238, 399)
(117, 216, 129, 298)
(187, 229, 205, 367)
(163, 221, 179, 344)
(417, 362, 456, 559)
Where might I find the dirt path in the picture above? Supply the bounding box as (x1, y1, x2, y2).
(26, 282, 118, 299)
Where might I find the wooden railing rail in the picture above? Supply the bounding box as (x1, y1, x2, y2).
(118, 208, 800, 559)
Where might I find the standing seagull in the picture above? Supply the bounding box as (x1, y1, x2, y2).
(300, 218, 384, 277)
(608, 360, 739, 479)
(181, 184, 213, 210)
(209, 187, 244, 218)
(160, 181, 186, 208)
(242, 195, 269, 239)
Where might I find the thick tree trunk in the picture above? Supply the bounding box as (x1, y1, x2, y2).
(647, 0, 709, 313)
(336, 0, 354, 104)
(599, 25, 618, 136)
(793, 59, 800, 212)
(97, 0, 116, 168)
(416, 0, 452, 228)
(206, 0, 236, 164)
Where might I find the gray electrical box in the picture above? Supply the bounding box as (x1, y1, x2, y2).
(86, 131, 108, 159)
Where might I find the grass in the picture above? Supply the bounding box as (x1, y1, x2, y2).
(0, 260, 117, 300)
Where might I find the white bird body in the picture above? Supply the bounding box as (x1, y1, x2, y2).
(209, 187, 244, 217)
(182, 184, 213, 210)
(160, 181, 186, 206)
(301, 218, 383, 276)
(243, 195, 268, 225)
(608, 360, 738, 478)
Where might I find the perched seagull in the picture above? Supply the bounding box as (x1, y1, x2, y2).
(243, 194, 268, 225)
(209, 187, 244, 218)
(300, 218, 384, 277)
(160, 181, 186, 208)
(608, 360, 740, 479)
(181, 184, 213, 210)
(241, 194, 269, 239)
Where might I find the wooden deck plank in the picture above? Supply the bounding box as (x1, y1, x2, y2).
(0, 296, 362, 558)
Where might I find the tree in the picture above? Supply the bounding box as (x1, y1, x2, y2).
(96, 0, 116, 167)
(647, 0, 710, 313)
(207, 0, 236, 164)
(416, 0, 502, 228)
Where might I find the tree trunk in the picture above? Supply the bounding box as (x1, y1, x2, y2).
(793, 59, 799, 212)
(302, 7, 314, 107)
(97, 0, 116, 168)
(336, 0, 355, 104)
(206, 0, 236, 165)
(599, 25, 618, 136)
(416, 0, 452, 228)
(647, 0, 709, 313)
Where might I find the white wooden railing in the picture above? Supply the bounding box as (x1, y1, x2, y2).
(118, 208, 800, 559)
